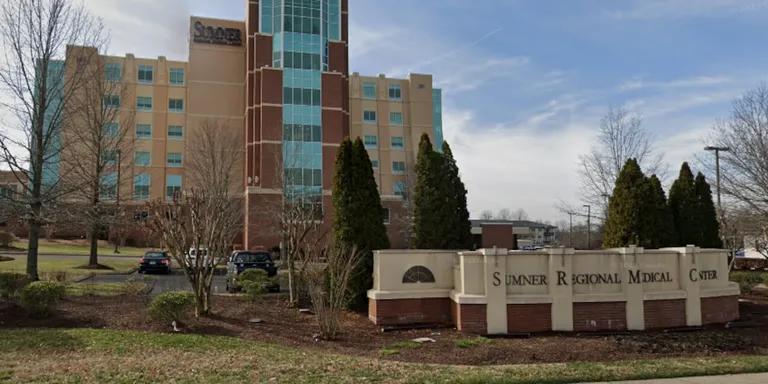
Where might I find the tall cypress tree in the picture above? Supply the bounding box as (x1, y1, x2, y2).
(669, 162, 698, 246)
(442, 141, 472, 249)
(332, 138, 389, 310)
(694, 172, 722, 248)
(645, 175, 677, 248)
(413, 134, 443, 249)
(604, 159, 649, 248)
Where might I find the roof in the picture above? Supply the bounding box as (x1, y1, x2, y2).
(470, 219, 557, 230)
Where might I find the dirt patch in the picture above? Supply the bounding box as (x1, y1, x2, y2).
(73, 264, 115, 271)
(1, 294, 767, 365)
(0, 256, 14, 262)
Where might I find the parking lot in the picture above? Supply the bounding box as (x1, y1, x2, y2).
(78, 270, 228, 295)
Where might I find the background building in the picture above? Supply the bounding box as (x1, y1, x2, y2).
(471, 219, 557, 250)
(35, 0, 443, 249)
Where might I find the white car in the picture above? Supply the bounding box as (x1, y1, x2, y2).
(186, 247, 215, 267)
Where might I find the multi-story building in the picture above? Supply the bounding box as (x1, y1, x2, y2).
(45, 0, 443, 249)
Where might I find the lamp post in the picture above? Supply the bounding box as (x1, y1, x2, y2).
(704, 146, 730, 212)
(583, 204, 591, 249)
(113, 149, 122, 254)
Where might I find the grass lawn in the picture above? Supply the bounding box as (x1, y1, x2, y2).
(1, 328, 768, 383)
(0, 255, 138, 279)
(8, 239, 147, 257)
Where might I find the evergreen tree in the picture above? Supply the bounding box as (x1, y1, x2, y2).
(332, 138, 389, 310)
(413, 134, 446, 249)
(669, 162, 698, 246)
(694, 172, 722, 248)
(441, 141, 473, 249)
(644, 175, 677, 248)
(603, 159, 651, 248)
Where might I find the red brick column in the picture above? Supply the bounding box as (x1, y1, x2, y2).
(643, 299, 686, 329)
(507, 304, 551, 333)
(701, 295, 739, 325)
(368, 298, 451, 326)
(451, 302, 487, 334)
(573, 302, 627, 332)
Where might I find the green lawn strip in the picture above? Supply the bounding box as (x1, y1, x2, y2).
(0, 255, 137, 279)
(64, 282, 149, 296)
(2, 328, 768, 383)
(380, 340, 423, 356)
(10, 240, 147, 257)
(454, 336, 492, 349)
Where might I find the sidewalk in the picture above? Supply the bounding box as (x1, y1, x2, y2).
(594, 372, 768, 383)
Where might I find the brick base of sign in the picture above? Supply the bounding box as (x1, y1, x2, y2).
(507, 304, 552, 332)
(644, 299, 687, 329)
(573, 301, 627, 332)
(701, 295, 739, 325)
(368, 298, 452, 326)
(451, 302, 487, 334)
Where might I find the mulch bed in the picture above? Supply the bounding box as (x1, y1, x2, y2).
(1, 293, 767, 365)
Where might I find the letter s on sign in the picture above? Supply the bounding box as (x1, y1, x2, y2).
(689, 268, 698, 282)
(493, 271, 501, 287)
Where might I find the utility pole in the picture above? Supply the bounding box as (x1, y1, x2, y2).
(704, 146, 730, 212)
(583, 204, 591, 249)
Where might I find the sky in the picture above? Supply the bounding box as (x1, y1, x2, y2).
(39, 0, 768, 223)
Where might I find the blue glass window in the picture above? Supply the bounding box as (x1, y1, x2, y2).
(388, 84, 402, 100)
(138, 64, 153, 83)
(364, 135, 377, 148)
(105, 63, 122, 81)
(100, 172, 118, 199)
(371, 159, 379, 168)
(168, 98, 184, 112)
(134, 151, 150, 167)
(103, 95, 120, 108)
(133, 174, 150, 200)
(391, 136, 404, 149)
(363, 82, 376, 99)
(390, 112, 403, 125)
(168, 125, 183, 139)
(136, 124, 152, 139)
(394, 181, 406, 197)
(166, 175, 182, 200)
(392, 161, 405, 174)
(103, 122, 119, 137)
(137, 96, 152, 111)
(169, 68, 184, 85)
(167, 152, 183, 167)
(102, 150, 118, 166)
(363, 110, 376, 123)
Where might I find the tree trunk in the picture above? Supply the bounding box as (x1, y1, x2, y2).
(27, 220, 41, 280)
(88, 224, 99, 266)
(287, 254, 296, 306)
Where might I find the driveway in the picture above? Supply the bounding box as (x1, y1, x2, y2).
(78, 270, 228, 295)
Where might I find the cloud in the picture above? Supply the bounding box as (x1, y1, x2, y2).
(605, 0, 768, 20)
(619, 75, 732, 91)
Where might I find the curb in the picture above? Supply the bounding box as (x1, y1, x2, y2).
(72, 267, 139, 283)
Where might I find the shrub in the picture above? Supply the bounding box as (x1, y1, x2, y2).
(237, 269, 273, 300)
(730, 271, 768, 293)
(0, 272, 31, 299)
(148, 291, 195, 323)
(18, 281, 65, 317)
(0, 230, 16, 248)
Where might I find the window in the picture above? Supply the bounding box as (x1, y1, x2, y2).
(166, 175, 182, 200)
(389, 112, 403, 125)
(371, 160, 379, 168)
(134, 151, 150, 167)
(169, 68, 184, 85)
(133, 174, 150, 200)
(364, 135, 378, 148)
(388, 84, 402, 100)
(363, 110, 376, 123)
(103, 95, 120, 108)
(103, 122, 119, 137)
(136, 124, 152, 139)
(168, 125, 183, 139)
(102, 150, 118, 166)
(383, 207, 390, 224)
(100, 172, 117, 200)
(394, 181, 406, 197)
(168, 98, 184, 112)
(104, 63, 122, 81)
(402, 266, 436, 283)
(391, 136, 404, 149)
(392, 161, 405, 174)
(137, 96, 152, 111)
(167, 152, 182, 167)
(138, 64, 153, 83)
(362, 82, 376, 99)
(0, 185, 15, 199)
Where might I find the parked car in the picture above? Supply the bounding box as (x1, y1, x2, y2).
(185, 247, 214, 268)
(225, 250, 279, 293)
(138, 251, 172, 274)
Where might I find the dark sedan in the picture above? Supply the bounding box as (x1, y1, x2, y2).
(225, 250, 278, 293)
(138, 251, 172, 274)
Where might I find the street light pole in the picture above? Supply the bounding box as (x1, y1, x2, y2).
(704, 146, 730, 212)
(113, 149, 122, 254)
(583, 204, 591, 249)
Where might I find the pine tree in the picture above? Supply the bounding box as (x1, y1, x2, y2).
(694, 172, 722, 248)
(604, 159, 650, 248)
(669, 162, 698, 246)
(332, 138, 389, 310)
(413, 134, 444, 249)
(644, 175, 677, 248)
(441, 141, 472, 249)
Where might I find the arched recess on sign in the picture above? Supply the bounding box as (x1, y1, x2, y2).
(402, 265, 436, 283)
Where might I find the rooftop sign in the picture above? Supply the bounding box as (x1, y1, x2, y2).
(193, 21, 242, 46)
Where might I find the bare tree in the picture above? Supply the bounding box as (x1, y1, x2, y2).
(513, 208, 529, 221)
(302, 243, 362, 340)
(60, 49, 134, 267)
(148, 120, 242, 316)
(495, 208, 512, 220)
(0, 0, 106, 279)
(578, 106, 665, 216)
(479, 209, 494, 220)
